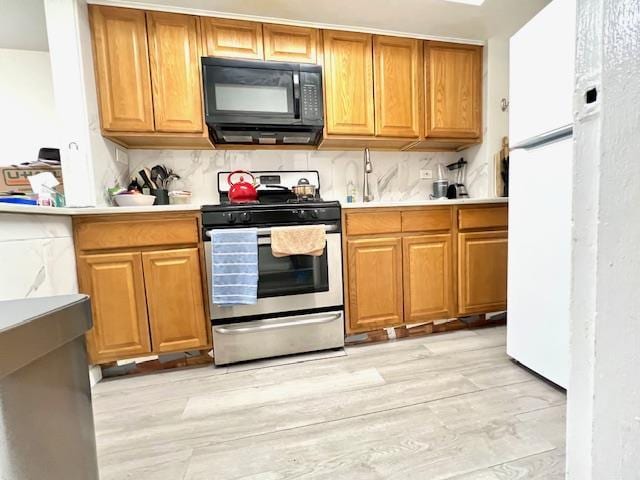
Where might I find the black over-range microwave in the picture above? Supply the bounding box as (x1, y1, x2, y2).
(201, 57, 324, 146)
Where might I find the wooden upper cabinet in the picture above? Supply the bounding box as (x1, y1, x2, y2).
(146, 12, 203, 133)
(202, 17, 263, 59)
(425, 41, 482, 139)
(263, 24, 318, 63)
(89, 5, 154, 132)
(403, 234, 453, 323)
(373, 36, 422, 138)
(78, 252, 151, 364)
(142, 248, 209, 353)
(323, 30, 375, 135)
(347, 237, 403, 332)
(458, 230, 508, 315)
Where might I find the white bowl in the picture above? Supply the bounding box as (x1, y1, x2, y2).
(114, 194, 156, 207)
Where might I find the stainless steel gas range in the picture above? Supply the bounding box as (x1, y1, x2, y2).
(201, 171, 344, 365)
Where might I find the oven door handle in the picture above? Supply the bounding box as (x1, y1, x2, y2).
(206, 224, 338, 238)
(214, 313, 341, 335)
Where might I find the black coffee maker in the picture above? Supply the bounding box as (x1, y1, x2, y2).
(446, 158, 469, 199)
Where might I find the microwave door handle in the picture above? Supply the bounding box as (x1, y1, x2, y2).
(293, 72, 301, 119)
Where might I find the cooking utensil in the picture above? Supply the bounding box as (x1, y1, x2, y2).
(291, 177, 317, 199)
(227, 170, 258, 203)
(138, 168, 157, 190)
(151, 165, 166, 187)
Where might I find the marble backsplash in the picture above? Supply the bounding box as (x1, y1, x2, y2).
(128, 149, 490, 205)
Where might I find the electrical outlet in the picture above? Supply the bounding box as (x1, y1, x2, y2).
(420, 169, 433, 180)
(115, 147, 129, 165)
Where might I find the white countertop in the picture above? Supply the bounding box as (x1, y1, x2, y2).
(0, 203, 201, 216)
(340, 197, 508, 209)
(0, 197, 507, 216)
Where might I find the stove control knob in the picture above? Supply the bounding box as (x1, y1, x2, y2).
(240, 212, 251, 223)
(296, 209, 306, 219)
(310, 209, 319, 219)
(226, 212, 237, 224)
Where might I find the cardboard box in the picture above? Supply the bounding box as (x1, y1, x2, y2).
(0, 167, 64, 194)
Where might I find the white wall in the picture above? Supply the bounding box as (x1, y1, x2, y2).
(464, 35, 510, 198)
(44, 0, 129, 207)
(568, 0, 640, 477)
(0, 48, 59, 167)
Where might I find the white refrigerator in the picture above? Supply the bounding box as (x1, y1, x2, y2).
(506, 0, 576, 388)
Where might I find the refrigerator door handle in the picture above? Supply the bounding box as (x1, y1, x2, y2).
(511, 125, 573, 151)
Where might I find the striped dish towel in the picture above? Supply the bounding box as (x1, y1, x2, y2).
(211, 228, 258, 305)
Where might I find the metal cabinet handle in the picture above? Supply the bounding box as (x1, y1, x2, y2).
(214, 313, 341, 335)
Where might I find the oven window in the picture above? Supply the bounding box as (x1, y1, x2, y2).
(257, 244, 329, 298)
(215, 84, 289, 113)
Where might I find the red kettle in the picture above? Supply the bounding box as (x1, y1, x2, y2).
(227, 170, 258, 203)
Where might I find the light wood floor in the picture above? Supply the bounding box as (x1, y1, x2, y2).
(92, 325, 566, 479)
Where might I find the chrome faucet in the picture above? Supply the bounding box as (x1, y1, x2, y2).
(363, 148, 374, 202)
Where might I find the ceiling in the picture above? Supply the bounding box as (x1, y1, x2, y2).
(97, 0, 550, 41)
(0, 0, 49, 51)
(0, 0, 550, 53)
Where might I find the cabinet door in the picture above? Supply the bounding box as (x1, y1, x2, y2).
(263, 24, 318, 63)
(77, 252, 151, 364)
(373, 36, 422, 138)
(201, 17, 263, 59)
(347, 237, 403, 332)
(403, 234, 453, 323)
(458, 231, 508, 315)
(88, 5, 154, 132)
(425, 42, 482, 139)
(323, 30, 375, 135)
(142, 248, 209, 353)
(147, 12, 203, 133)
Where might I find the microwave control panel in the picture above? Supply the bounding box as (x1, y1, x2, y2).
(300, 71, 324, 125)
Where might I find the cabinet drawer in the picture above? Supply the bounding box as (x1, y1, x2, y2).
(75, 217, 199, 251)
(346, 211, 401, 235)
(458, 206, 508, 231)
(402, 209, 451, 232)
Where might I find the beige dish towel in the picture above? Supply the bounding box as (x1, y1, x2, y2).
(270, 225, 326, 257)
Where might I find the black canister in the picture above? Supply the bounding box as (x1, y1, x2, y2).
(152, 189, 170, 205)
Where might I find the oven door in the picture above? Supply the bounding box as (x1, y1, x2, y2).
(205, 230, 343, 320)
(203, 59, 301, 125)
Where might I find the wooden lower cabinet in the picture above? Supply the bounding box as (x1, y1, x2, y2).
(78, 252, 152, 363)
(344, 205, 508, 334)
(347, 237, 403, 332)
(457, 230, 508, 315)
(74, 213, 210, 365)
(142, 248, 209, 352)
(403, 234, 453, 323)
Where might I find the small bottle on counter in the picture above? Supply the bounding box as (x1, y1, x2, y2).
(127, 177, 143, 193)
(346, 180, 357, 203)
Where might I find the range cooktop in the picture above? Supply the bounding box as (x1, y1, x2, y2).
(203, 170, 341, 228)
